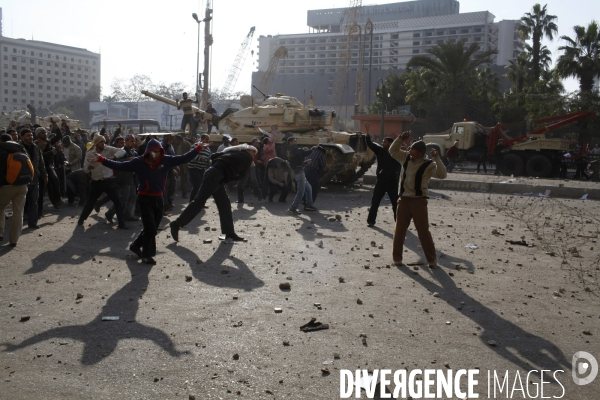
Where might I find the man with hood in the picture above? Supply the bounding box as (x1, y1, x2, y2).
(78, 135, 127, 229)
(92, 138, 206, 265)
(169, 144, 257, 244)
(389, 132, 447, 268)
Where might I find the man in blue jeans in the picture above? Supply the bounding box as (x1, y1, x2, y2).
(286, 136, 317, 215)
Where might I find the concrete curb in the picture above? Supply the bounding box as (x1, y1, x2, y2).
(361, 174, 600, 200)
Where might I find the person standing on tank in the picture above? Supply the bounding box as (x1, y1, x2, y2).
(363, 122, 401, 227)
(205, 102, 218, 134)
(176, 92, 199, 136)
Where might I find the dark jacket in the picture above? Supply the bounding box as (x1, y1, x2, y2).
(365, 135, 400, 180)
(21, 142, 47, 184)
(288, 145, 312, 171)
(101, 139, 199, 196)
(446, 145, 459, 159)
(210, 150, 254, 183)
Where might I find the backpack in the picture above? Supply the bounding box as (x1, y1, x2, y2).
(0, 142, 35, 186)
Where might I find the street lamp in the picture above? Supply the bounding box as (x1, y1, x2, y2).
(192, 13, 201, 92)
(376, 78, 390, 142)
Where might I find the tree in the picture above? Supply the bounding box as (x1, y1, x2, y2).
(556, 21, 600, 93)
(505, 53, 531, 93)
(406, 41, 497, 96)
(517, 4, 558, 82)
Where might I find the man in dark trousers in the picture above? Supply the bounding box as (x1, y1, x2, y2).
(20, 129, 47, 229)
(169, 144, 257, 244)
(286, 137, 317, 215)
(364, 122, 400, 227)
(389, 131, 447, 268)
(475, 130, 488, 173)
(494, 139, 505, 175)
(92, 138, 206, 265)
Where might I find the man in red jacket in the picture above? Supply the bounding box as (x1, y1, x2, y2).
(445, 140, 459, 173)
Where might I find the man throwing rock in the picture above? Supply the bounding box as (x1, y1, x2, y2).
(170, 144, 257, 244)
(389, 132, 447, 268)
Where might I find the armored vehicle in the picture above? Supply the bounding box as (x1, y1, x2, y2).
(141, 90, 375, 184)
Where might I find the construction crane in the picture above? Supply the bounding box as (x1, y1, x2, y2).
(331, 0, 362, 126)
(220, 26, 256, 97)
(259, 45, 288, 94)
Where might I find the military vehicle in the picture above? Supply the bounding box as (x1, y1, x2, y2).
(422, 110, 595, 177)
(141, 90, 375, 184)
(0, 105, 82, 130)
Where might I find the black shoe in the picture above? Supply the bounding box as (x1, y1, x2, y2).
(9, 243, 16, 247)
(28, 225, 40, 229)
(94, 203, 101, 213)
(105, 212, 114, 224)
(288, 208, 300, 215)
(129, 245, 143, 258)
(117, 224, 128, 230)
(142, 257, 157, 265)
(304, 205, 318, 211)
(367, 221, 375, 227)
(236, 200, 244, 204)
(77, 220, 84, 226)
(226, 233, 245, 242)
(164, 204, 174, 212)
(170, 221, 179, 241)
(125, 217, 140, 221)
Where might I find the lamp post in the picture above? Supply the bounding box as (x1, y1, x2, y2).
(192, 13, 201, 93)
(376, 78, 389, 142)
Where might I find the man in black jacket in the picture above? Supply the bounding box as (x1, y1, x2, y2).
(364, 123, 400, 227)
(35, 127, 63, 213)
(20, 129, 47, 229)
(170, 144, 257, 243)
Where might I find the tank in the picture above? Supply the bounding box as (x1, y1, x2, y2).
(0, 110, 30, 128)
(0, 105, 82, 130)
(141, 90, 375, 184)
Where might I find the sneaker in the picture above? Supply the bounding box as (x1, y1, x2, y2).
(129, 245, 142, 258)
(288, 208, 300, 215)
(77, 220, 84, 226)
(142, 257, 157, 265)
(169, 221, 179, 241)
(94, 203, 101, 213)
(367, 221, 375, 227)
(304, 205, 318, 211)
(105, 212, 114, 224)
(117, 224, 128, 230)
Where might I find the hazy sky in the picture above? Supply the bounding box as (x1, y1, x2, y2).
(2, 0, 598, 97)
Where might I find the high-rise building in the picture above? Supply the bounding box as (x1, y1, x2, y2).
(253, 0, 523, 108)
(0, 36, 101, 112)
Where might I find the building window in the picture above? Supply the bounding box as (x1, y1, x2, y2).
(70, 73, 74, 77)
(413, 33, 421, 38)
(461, 29, 469, 34)
(55, 94, 59, 98)
(449, 30, 457, 34)
(412, 49, 420, 54)
(70, 66, 74, 70)
(413, 41, 420, 46)
(47, 86, 51, 90)
(70, 88, 74, 92)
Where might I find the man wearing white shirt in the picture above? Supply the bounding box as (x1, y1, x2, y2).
(78, 135, 127, 228)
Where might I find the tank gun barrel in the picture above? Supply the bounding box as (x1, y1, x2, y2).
(141, 90, 219, 124)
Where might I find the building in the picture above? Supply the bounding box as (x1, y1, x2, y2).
(0, 36, 101, 112)
(252, 0, 523, 110)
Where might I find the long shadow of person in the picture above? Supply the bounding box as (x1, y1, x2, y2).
(396, 259, 570, 376)
(24, 224, 137, 275)
(1, 261, 184, 365)
(166, 242, 264, 291)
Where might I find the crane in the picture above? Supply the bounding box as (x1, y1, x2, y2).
(220, 26, 256, 97)
(331, 0, 362, 125)
(259, 45, 288, 94)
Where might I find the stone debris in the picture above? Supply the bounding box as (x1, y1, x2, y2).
(185, 275, 193, 282)
(274, 308, 283, 313)
(75, 293, 83, 300)
(279, 282, 291, 290)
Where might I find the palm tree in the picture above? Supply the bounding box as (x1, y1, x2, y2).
(505, 53, 531, 93)
(472, 66, 501, 101)
(406, 41, 497, 96)
(556, 21, 600, 93)
(517, 4, 558, 82)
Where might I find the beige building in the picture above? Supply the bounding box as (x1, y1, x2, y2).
(253, 0, 524, 107)
(0, 36, 101, 112)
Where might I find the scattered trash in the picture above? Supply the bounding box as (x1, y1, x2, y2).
(274, 308, 283, 313)
(538, 189, 551, 198)
(365, 281, 373, 286)
(465, 244, 478, 250)
(300, 318, 329, 332)
(506, 239, 535, 247)
(185, 275, 193, 282)
(579, 194, 588, 200)
(203, 239, 213, 244)
(102, 316, 119, 321)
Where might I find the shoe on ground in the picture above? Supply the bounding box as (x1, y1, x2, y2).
(393, 261, 404, 266)
(125, 217, 139, 221)
(288, 208, 301, 215)
(10, 243, 16, 247)
(117, 224, 128, 230)
(428, 264, 437, 269)
(304, 205, 318, 211)
(164, 204, 174, 212)
(169, 221, 179, 241)
(142, 257, 157, 265)
(29, 225, 40, 229)
(367, 221, 375, 227)
(94, 203, 101, 213)
(77, 220, 84, 226)
(236, 200, 244, 204)
(129, 245, 143, 258)
(226, 233, 245, 242)
(105, 212, 114, 224)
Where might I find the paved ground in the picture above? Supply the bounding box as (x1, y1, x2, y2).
(1, 180, 599, 399)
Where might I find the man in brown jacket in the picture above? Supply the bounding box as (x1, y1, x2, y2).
(389, 132, 447, 268)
